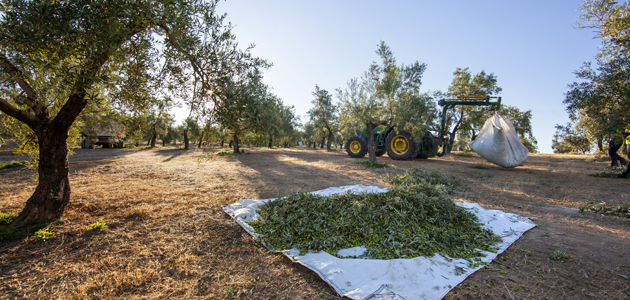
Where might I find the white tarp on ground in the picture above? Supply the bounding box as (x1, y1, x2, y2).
(222, 185, 536, 300)
(469, 113, 529, 168)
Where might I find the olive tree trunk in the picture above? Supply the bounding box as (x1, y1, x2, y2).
(233, 132, 240, 154)
(326, 128, 333, 150)
(184, 129, 190, 150)
(11, 124, 71, 228)
(366, 123, 377, 163)
(150, 132, 157, 148)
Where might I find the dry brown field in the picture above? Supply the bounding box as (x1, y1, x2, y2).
(1, 146, 629, 299)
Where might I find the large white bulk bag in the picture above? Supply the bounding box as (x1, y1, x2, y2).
(469, 113, 528, 168)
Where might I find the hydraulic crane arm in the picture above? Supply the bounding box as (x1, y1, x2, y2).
(436, 96, 502, 156)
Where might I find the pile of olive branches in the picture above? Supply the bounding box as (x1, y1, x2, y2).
(249, 167, 500, 260)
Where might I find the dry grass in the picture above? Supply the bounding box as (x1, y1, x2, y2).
(1, 147, 629, 299)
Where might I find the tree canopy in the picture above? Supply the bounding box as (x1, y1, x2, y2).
(338, 41, 430, 162)
(443, 68, 502, 152)
(561, 0, 630, 153)
(0, 0, 239, 228)
(308, 85, 338, 150)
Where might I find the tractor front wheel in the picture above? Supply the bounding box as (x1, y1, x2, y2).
(385, 130, 416, 160)
(346, 135, 368, 158)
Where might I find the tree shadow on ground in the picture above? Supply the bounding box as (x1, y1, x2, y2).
(230, 148, 386, 199)
(152, 148, 190, 163)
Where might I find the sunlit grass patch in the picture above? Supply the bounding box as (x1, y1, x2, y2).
(0, 161, 27, 170)
(88, 218, 107, 231)
(454, 152, 474, 157)
(34, 227, 54, 242)
(0, 211, 16, 226)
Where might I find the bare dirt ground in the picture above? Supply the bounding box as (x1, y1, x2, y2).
(1, 146, 629, 299)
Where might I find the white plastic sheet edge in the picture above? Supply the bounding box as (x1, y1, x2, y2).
(222, 185, 536, 300)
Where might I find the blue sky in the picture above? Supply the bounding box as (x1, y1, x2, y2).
(176, 1, 602, 153)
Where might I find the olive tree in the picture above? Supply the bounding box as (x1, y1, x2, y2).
(338, 41, 428, 162)
(443, 68, 502, 152)
(308, 85, 338, 150)
(0, 0, 230, 228)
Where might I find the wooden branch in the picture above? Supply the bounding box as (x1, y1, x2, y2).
(0, 97, 42, 129)
(0, 52, 48, 120)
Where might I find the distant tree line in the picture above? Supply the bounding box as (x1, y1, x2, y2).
(301, 42, 537, 163)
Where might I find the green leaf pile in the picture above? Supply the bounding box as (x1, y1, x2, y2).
(248, 167, 501, 260)
(580, 203, 630, 218)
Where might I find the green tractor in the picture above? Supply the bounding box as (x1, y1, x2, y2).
(345, 96, 502, 160)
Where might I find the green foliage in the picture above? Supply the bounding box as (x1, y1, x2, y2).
(249, 167, 499, 260)
(0, 212, 16, 226)
(454, 153, 473, 157)
(88, 218, 106, 231)
(0, 160, 27, 170)
(354, 160, 387, 168)
(34, 227, 54, 242)
(338, 41, 432, 162)
(383, 168, 460, 193)
(258, 96, 299, 149)
(216, 150, 234, 155)
(552, 123, 592, 154)
(565, 1, 630, 145)
(444, 67, 504, 152)
(589, 170, 629, 178)
(307, 85, 338, 150)
(549, 250, 570, 261)
(0, 0, 240, 227)
(0, 226, 14, 241)
(580, 203, 630, 218)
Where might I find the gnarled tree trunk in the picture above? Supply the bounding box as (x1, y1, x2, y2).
(11, 124, 71, 228)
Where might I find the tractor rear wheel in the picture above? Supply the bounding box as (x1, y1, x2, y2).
(346, 135, 367, 158)
(385, 130, 416, 160)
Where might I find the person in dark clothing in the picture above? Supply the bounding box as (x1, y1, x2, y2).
(618, 130, 630, 178)
(609, 135, 627, 167)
